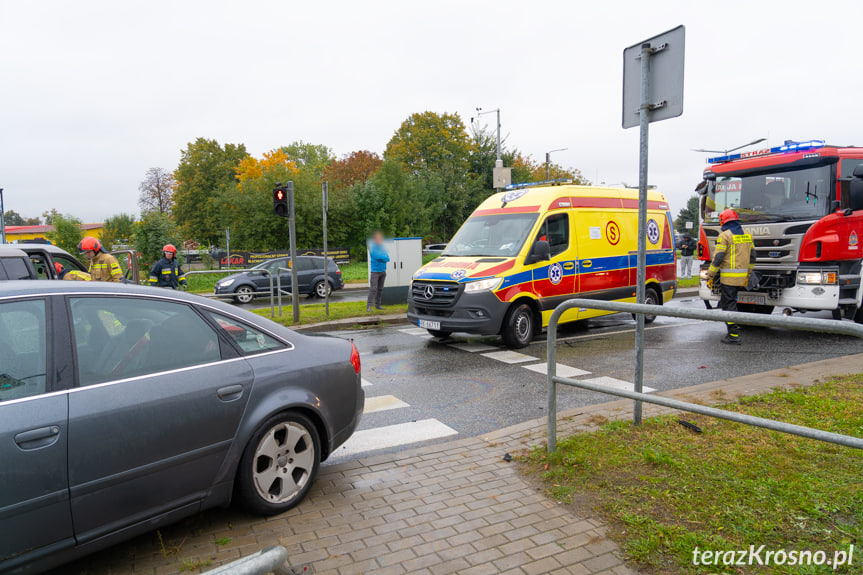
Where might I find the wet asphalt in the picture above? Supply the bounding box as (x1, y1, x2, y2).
(323, 297, 863, 463)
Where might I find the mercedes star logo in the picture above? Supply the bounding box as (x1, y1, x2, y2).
(423, 285, 435, 300)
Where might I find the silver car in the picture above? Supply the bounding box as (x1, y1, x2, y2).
(0, 282, 363, 574)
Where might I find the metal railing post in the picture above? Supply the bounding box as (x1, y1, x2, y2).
(545, 298, 863, 453)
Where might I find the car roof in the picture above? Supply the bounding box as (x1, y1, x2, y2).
(12, 243, 77, 255)
(0, 246, 29, 258)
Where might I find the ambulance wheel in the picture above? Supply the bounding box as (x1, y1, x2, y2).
(427, 329, 452, 339)
(634, 288, 661, 324)
(501, 303, 535, 349)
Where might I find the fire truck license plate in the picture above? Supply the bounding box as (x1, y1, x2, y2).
(738, 294, 766, 305)
(419, 319, 441, 330)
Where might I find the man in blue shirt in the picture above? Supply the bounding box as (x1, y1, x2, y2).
(368, 232, 390, 312)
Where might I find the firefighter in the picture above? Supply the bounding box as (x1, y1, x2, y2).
(78, 237, 124, 282)
(705, 209, 756, 345)
(54, 262, 91, 281)
(149, 244, 187, 289)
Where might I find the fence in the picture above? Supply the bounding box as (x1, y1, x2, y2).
(183, 269, 276, 318)
(546, 298, 863, 452)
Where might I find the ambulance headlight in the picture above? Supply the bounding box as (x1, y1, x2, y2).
(464, 278, 503, 293)
(219, 278, 235, 288)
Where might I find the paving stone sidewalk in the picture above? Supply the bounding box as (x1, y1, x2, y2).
(68, 353, 863, 575)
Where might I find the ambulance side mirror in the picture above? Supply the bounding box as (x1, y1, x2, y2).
(526, 240, 550, 265)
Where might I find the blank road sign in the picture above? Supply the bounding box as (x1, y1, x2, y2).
(622, 25, 685, 129)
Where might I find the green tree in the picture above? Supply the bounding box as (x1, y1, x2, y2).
(100, 213, 136, 249)
(48, 213, 83, 254)
(675, 195, 700, 233)
(385, 111, 473, 174)
(173, 138, 248, 244)
(279, 141, 334, 178)
(3, 210, 40, 226)
(133, 212, 182, 268)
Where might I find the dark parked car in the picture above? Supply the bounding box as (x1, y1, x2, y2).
(214, 256, 344, 304)
(0, 281, 363, 574)
(0, 247, 38, 280)
(0, 244, 87, 280)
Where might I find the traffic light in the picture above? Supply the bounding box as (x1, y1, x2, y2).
(273, 183, 288, 217)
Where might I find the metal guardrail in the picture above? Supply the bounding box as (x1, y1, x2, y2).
(546, 298, 863, 452)
(202, 545, 293, 575)
(183, 269, 275, 318)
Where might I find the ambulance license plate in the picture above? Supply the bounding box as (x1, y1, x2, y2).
(738, 294, 766, 305)
(419, 319, 441, 330)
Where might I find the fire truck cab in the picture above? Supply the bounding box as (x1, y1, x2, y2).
(697, 140, 863, 322)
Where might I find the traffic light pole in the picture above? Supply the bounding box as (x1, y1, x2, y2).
(287, 182, 300, 323)
(322, 182, 329, 316)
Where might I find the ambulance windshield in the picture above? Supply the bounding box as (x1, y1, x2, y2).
(704, 165, 833, 224)
(442, 213, 539, 257)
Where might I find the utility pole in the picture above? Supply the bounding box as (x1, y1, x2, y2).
(0, 188, 5, 244)
(473, 107, 511, 191)
(322, 182, 329, 316)
(545, 148, 568, 181)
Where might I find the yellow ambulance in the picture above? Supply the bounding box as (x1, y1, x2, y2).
(407, 182, 677, 348)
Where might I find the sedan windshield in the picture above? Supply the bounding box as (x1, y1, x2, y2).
(442, 213, 538, 257)
(704, 165, 833, 224)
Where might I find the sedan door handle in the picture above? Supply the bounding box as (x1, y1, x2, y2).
(217, 384, 244, 401)
(15, 426, 61, 450)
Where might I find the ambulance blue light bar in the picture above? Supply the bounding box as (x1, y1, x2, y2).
(707, 140, 826, 164)
(504, 179, 572, 191)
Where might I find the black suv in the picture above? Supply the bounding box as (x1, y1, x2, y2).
(0, 247, 38, 280)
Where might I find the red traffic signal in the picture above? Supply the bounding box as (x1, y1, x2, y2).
(273, 186, 288, 217)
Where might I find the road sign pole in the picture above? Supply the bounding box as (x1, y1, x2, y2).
(322, 182, 329, 316)
(287, 182, 300, 323)
(633, 43, 652, 426)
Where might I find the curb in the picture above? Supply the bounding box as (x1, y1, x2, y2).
(293, 312, 409, 332)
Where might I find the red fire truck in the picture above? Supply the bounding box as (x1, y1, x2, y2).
(697, 140, 863, 322)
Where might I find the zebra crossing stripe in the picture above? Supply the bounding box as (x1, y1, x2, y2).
(481, 350, 538, 364)
(364, 395, 409, 414)
(522, 363, 591, 378)
(336, 419, 458, 458)
(580, 376, 656, 394)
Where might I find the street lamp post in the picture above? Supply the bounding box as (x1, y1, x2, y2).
(474, 107, 501, 161)
(472, 107, 511, 192)
(545, 148, 568, 181)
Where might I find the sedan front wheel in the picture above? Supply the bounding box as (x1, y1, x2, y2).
(235, 411, 321, 515)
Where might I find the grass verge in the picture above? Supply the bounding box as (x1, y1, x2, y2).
(253, 301, 408, 328)
(521, 376, 863, 574)
(677, 277, 699, 288)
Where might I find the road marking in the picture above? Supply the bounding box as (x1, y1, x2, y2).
(361, 379, 373, 388)
(337, 419, 458, 458)
(580, 376, 656, 394)
(522, 363, 591, 378)
(364, 395, 410, 414)
(553, 320, 706, 343)
(481, 350, 539, 364)
(399, 327, 429, 336)
(449, 342, 499, 353)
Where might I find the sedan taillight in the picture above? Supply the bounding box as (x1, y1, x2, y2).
(350, 341, 361, 374)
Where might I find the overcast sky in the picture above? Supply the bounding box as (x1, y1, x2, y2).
(1, 0, 860, 224)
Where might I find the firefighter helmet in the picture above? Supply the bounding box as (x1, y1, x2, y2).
(719, 209, 740, 226)
(78, 236, 102, 252)
(163, 244, 177, 255)
(54, 262, 64, 275)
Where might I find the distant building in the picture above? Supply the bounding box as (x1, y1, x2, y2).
(4, 223, 104, 244)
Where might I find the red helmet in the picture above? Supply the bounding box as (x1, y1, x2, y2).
(78, 236, 102, 252)
(719, 209, 740, 226)
(163, 244, 177, 255)
(54, 262, 64, 275)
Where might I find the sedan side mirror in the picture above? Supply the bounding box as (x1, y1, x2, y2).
(526, 240, 551, 265)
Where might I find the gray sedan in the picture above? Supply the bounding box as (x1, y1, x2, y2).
(0, 282, 363, 574)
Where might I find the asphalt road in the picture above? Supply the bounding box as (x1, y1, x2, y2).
(323, 297, 863, 465)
